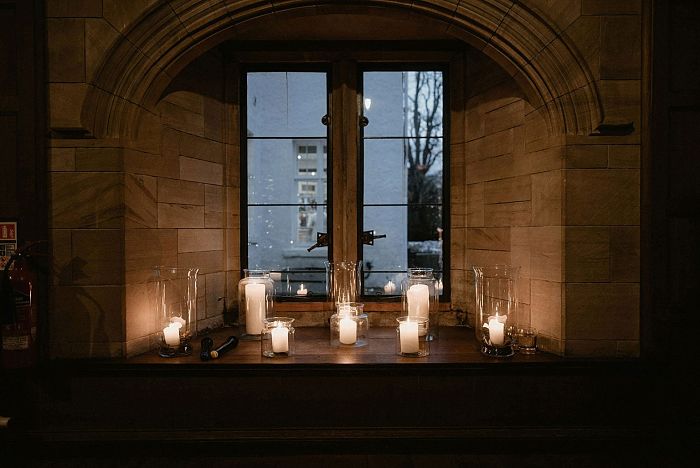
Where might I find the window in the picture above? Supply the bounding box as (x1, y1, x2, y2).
(242, 61, 448, 301)
(244, 71, 329, 296)
(361, 70, 446, 296)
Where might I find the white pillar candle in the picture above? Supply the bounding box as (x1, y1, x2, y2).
(296, 283, 308, 296)
(487, 316, 505, 346)
(384, 280, 396, 294)
(399, 320, 420, 354)
(407, 284, 429, 319)
(163, 323, 180, 346)
(339, 317, 358, 345)
(270, 324, 289, 353)
(245, 283, 266, 335)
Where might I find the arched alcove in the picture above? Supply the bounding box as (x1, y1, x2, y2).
(82, 0, 601, 140)
(49, 0, 641, 359)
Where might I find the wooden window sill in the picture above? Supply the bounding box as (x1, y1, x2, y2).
(119, 326, 563, 367)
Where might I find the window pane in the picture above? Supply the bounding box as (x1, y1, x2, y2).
(364, 137, 443, 205)
(408, 205, 443, 243)
(363, 71, 443, 138)
(248, 139, 327, 204)
(363, 271, 408, 297)
(362, 205, 408, 272)
(363, 139, 406, 205)
(270, 269, 326, 298)
(248, 205, 327, 271)
(362, 72, 405, 137)
(247, 72, 327, 137)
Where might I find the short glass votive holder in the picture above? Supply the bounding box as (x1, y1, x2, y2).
(261, 317, 295, 358)
(395, 316, 430, 357)
(330, 302, 368, 347)
(514, 326, 538, 354)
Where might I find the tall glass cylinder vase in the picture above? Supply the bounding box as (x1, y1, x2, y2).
(153, 266, 199, 358)
(401, 268, 439, 340)
(238, 269, 275, 339)
(324, 261, 361, 323)
(472, 265, 519, 357)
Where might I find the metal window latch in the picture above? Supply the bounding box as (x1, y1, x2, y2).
(307, 232, 329, 252)
(359, 116, 369, 127)
(321, 115, 329, 126)
(361, 230, 386, 246)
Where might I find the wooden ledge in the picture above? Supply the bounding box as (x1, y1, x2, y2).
(121, 326, 562, 367)
(39, 327, 645, 378)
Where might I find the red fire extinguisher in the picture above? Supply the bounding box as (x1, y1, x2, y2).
(1, 243, 43, 369)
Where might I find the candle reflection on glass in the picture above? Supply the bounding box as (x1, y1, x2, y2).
(383, 280, 396, 294)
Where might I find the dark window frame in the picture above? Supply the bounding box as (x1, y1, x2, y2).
(234, 45, 457, 305)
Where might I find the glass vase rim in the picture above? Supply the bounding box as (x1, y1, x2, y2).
(336, 301, 365, 308)
(263, 316, 295, 326)
(472, 264, 520, 274)
(243, 268, 272, 276)
(152, 265, 200, 276)
(396, 315, 429, 324)
(330, 311, 367, 320)
(407, 267, 433, 275)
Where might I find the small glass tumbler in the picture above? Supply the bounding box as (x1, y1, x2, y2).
(515, 326, 538, 354)
(261, 317, 295, 358)
(395, 316, 430, 357)
(330, 302, 368, 347)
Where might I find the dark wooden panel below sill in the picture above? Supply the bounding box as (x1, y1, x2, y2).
(3, 328, 688, 463)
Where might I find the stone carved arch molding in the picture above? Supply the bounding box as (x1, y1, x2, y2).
(82, 0, 602, 139)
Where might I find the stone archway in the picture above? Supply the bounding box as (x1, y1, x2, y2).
(49, 0, 641, 358)
(82, 0, 602, 140)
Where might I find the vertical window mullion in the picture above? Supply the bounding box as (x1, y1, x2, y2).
(330, 60, 360, 264)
